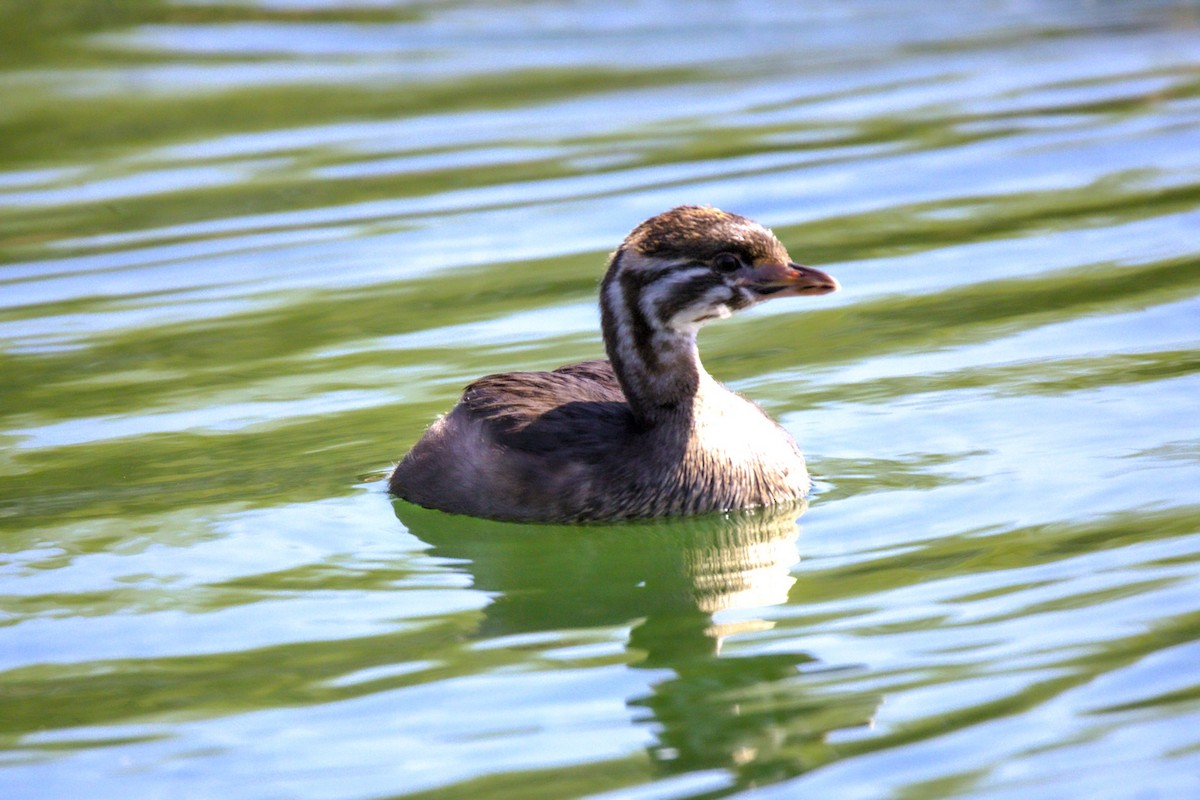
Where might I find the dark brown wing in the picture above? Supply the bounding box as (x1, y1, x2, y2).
(459, 358, 636, 455)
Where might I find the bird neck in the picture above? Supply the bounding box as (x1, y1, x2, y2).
(600, 259, 711, 425)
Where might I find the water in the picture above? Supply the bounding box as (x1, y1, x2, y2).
(2, 1, 1199, 797)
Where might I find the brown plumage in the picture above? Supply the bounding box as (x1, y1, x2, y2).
(389, 206, 838, 522)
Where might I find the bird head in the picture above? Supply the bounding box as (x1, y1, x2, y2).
(604, 206, 838, 336)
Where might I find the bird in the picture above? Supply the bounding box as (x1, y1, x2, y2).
(389, 205, 838, 522)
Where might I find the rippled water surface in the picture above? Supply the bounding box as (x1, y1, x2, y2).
(3, 1, 1200, 798)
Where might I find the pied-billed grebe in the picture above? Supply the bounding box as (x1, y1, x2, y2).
(389, 206, 838, 522)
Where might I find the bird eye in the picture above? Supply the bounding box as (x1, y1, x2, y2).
(713, 253, 741, 273)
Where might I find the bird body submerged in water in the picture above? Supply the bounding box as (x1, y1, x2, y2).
(389, 206, 838, 522)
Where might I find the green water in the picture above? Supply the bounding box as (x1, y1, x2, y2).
(3, 1, 1200, 798)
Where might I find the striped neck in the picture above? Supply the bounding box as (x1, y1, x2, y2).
(600, 252, 730, 424)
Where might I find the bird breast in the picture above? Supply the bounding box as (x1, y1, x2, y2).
(684, 382, 809, 496)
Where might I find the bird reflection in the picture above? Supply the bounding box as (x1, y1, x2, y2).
(392, 500, 877, 789)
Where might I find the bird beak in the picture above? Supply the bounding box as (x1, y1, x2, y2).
(741, 261, 840, 299)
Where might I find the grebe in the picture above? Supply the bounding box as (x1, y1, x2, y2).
(389, 206, 838, 522)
